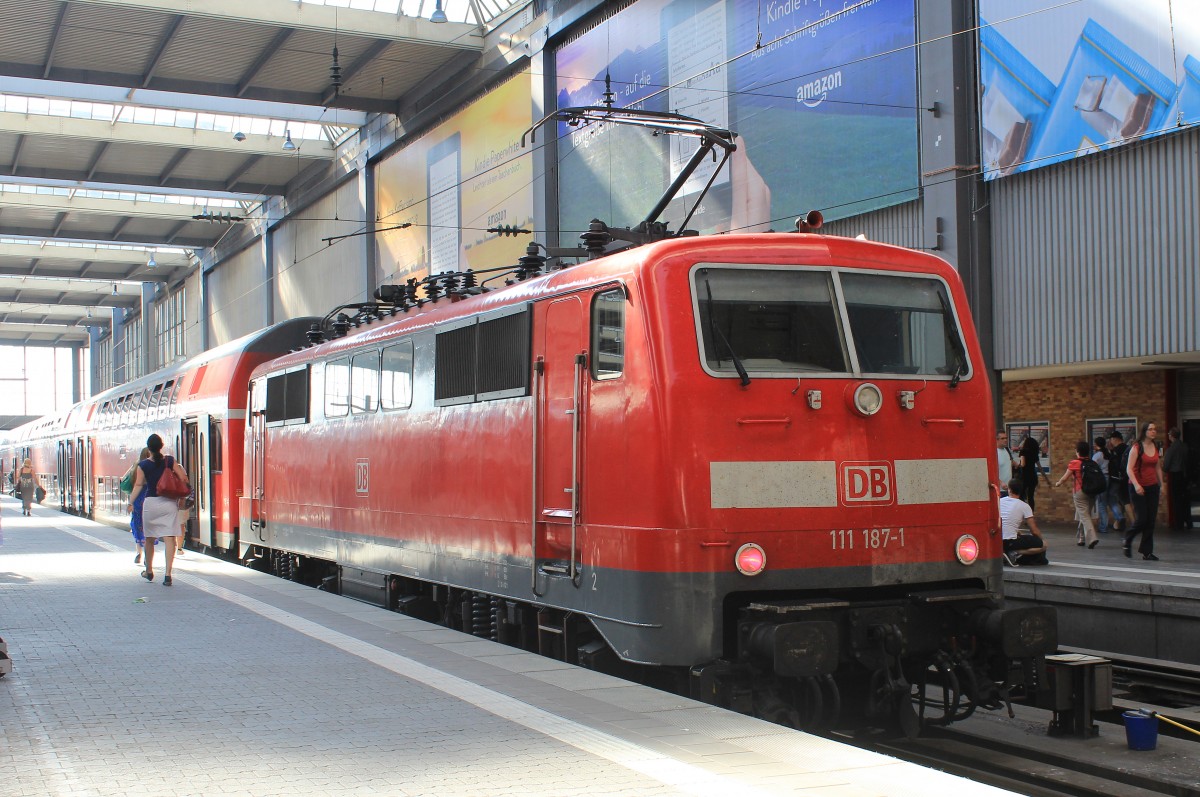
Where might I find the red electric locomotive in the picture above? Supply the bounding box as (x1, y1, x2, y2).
(242, 226, 1055, 733)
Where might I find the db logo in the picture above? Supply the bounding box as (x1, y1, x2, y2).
(355, 458, 369, 495)
(839, 462, 893, 505)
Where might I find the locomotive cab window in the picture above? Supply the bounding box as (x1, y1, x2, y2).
(693, 266, 849, 376)
(692, 265, 969, 381)
(840, 273, 968, 378)
(591, 288, 625, 379)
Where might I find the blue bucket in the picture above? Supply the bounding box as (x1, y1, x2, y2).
(1123, 711, 1158, 751)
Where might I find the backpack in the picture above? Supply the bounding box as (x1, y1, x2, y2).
(1080, 457, 1107, 496)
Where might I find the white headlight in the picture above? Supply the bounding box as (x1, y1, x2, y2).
(852, 383, 883, 416)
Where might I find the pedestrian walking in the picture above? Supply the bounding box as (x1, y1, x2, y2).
(1125, 423, 1164, 561)
(1017, 436, 1052, 511)
(1162, 427, 1192, 530)
(1055, 440, 1100, 549)
(127, 434, 190, 586)
(15, 459, 42, 517)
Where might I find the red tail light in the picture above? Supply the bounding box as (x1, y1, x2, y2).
(955, 535, 980, 565)
(735, 543, 766, 576)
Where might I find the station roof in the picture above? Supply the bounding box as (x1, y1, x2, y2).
(0, 0, 509, 347)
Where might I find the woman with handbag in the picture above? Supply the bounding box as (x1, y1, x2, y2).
(16, 459, 42, 517)
(127, 434, 190, 586)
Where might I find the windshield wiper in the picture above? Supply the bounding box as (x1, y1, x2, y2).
(705, 279, 750, 387)
(937, 290, 968, 388)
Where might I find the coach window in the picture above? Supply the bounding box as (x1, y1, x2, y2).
(381, 340, 413, 410)
(134, 388, 150, 424)
(591, 288, 625, 379)
(325, 357, 350, 418)
(147, 384, 164, 419)
(158, 380, 175, 418)
(209, 419, 223, 474)
(350, 351, 380, 415)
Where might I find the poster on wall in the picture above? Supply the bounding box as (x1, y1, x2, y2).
(979, 0, 1199, 180)
(554, 0, 919, 244)
(1006, 421, 1051, 473)
(375, 72, 534, 283)
(1086, 417, 1138, 449)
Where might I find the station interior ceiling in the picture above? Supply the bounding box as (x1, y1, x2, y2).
(0, 0, 506, 351)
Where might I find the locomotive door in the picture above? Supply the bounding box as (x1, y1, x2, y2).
(181, 415, 213, 548)
(532, 295, 588, 587)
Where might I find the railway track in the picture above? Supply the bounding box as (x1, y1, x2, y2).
(850, 650, 1200, 797)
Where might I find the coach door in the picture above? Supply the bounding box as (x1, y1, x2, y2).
(247, 382, 266, 542)
(75, 437, 88, 516)
(532, 295, 588, 589)
(57, 440, 69, 511)
(182, 415, 213, 548)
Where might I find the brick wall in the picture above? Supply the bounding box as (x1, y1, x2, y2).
(1001, 371, 1169, 524)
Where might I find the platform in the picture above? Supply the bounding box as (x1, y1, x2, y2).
(1002, 521, 1200, 666)
(0, 497, 1025, 797)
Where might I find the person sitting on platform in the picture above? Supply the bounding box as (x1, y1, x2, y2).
(999, 478, 1048, 566)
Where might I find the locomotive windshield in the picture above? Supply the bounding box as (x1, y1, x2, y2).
(693, 265, 969, 379)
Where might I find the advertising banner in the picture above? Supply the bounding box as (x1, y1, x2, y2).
(555, 0, 919, 243)
(979, 0, 1199, 180)
(375, 72, 534, 282)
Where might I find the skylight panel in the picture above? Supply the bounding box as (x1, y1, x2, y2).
(2, 93, 352, 142)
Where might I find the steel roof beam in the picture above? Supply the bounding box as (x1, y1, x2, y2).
(224, 155, 262, 192)
(163, 219, 189, 244)
(84, 142, 112, 181)
(70, 0, 480, 48)
(0, 189, 202, 221)
(0, 276, 149, 294)
(5, 77, 369, 126)
(3, 61, 397, 114)
(0, 266, 172, 284)
(8, 134, 26, 175)
(0, 174, 265, 203)
(0, 241, 190, 266)
(141, 14, 185, 88)
(236, 28, 294, 97)
(3, 164, 287, 197)
(0, 223, 210, 249)
(320, 39, 391, 107)
(42, 2, 70, 79)
(156, 149, 189, 186)
(0, 297, 140, 312)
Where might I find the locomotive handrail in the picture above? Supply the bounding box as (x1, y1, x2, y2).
(920, 418, 966, 426)
(531, 358, 545, 597)
(569, 352, 585, 587)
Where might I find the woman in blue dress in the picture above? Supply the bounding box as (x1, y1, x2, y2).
(126, 447, 151, 563)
